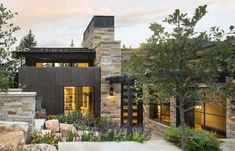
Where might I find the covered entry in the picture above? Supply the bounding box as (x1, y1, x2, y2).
(106, 74, 143, 126)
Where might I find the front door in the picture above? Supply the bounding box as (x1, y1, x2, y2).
(121, 84, 143, 125)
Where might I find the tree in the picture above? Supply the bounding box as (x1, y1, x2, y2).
(0, 3, 19, 91)
(18, 29, 37, 50)
(126, 5, 235, 151)
(70, 39, 74, 47)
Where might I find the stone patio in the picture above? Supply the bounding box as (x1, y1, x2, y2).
(58, 140, 181, 151)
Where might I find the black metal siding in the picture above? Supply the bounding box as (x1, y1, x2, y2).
(19, 67, 101, 117)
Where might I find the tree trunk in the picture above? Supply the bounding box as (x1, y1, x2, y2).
(179, 100, 186, 151)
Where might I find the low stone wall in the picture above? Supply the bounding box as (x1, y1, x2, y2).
(145, 118, 169, 136)
(0, 89, 36, 134)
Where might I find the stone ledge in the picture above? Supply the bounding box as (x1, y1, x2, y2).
(0, 92, 37, 97)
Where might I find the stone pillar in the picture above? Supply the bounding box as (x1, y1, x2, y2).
(0, 89, 36, 135)
(95, 42, 121, 123)
(227, 98, 235, 138)
(82, 16, 122, 123)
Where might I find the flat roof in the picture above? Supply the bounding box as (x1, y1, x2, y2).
(14, 47, 96, 60)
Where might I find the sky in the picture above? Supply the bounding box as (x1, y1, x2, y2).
(1, 0, 235, 48)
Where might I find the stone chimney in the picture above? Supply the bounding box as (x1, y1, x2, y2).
(82, 16, 115, 49)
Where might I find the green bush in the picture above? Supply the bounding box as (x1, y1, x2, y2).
(187, 130, 222, 151)
(133, 131, 146, 143)
(31, 131, 62, 145)
(164, 127, 223, 151)
(56, 110, 82, 124)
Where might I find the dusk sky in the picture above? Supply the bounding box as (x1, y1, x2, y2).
(2, 0, 235, 48)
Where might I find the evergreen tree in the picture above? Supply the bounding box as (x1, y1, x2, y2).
(70, 39, 74, 47)
(18, 29, 37, 50)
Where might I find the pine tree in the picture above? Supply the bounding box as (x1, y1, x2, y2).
(70, 39, 74, 47)
(18, 29, 37, 50)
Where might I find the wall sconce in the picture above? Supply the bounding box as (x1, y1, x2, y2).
(110, 83, 114, 96)
(231, 79, 235, 84)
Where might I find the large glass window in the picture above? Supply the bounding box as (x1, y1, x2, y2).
(64, 86, 93, 115)
(36, 63, 89, 68)
(194, 91, 226, 137)
(149, 91, 170, 125)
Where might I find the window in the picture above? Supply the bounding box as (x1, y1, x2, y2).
(194, 91, 226, 137)
(35, 62, 89, 67)
(149, 91, 170, 125)
(64, 86, 93, 115)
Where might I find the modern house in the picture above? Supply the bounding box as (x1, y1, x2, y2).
(15, 16, 235, 138)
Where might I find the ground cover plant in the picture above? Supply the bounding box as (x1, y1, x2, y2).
(165, 127, 222, 151)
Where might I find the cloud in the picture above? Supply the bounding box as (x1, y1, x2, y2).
(117, 6, 166, 27)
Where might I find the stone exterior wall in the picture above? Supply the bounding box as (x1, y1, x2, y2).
(82, 21, 122, 123)
(95, 42, 121, 122)
(227, 98, 235, 138)
(0, 89, 36, 134)
(82, 27, 114, 49)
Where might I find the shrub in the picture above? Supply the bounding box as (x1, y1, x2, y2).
(56, 110, 82, 124)
(31, 131, 62, 146)
(186, 130, 222, 151)
(132, 131, 146, 143)
(164, 127, 223, 151)
(47, 114, 57, 120)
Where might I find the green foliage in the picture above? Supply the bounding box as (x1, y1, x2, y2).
(0, 3, 20, 91)
(80, 126, 149, 143)
(127, 5, 234, 151)
(132, 131, 146, 143)
(56, 110, 82, 124)
(165, 127, 223, 151)
(31, 131, 62, 146)
(17, 29, 37, 50)
(66, 130, 76, 142)
(47, 114, 57, 120)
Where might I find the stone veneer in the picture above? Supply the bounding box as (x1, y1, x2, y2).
(0, 89, 36, 134)
(227, 98, 235, 138)
(142, 84, 176, 136)
(82, 21, 122, 123)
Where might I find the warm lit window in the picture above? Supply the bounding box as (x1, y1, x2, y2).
(194, 91, 226, 137)
(36, 63, 43, 68)
(77, 63, 89, 67)
(149, 91, 170, 125)
(64, 86, 93, 115)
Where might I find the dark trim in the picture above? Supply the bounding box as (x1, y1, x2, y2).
(83, 16, 114, 40)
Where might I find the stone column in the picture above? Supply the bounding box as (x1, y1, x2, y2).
(95, 42, 121, 123)
(82, 16, 122, 123)
(227, 98, 235, 138)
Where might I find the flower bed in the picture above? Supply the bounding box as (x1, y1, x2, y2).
(31, 110, 151, 148)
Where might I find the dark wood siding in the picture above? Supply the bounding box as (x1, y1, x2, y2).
(19, 67, 101, 117)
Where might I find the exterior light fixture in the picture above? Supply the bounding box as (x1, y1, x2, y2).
(231, 79, 235, 84)
(195, 105, 202, 109)
(110, 84, 114, 96)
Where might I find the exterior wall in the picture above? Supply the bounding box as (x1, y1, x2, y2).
(143, 84, 177, 136)
(82, 27, 114, 49)
(227, 98, 235, 138)
(95, 42, 121, 123)
(82, 20, 122, 123)
(0, 89, 36, 134)
(19, 67, 101, 116)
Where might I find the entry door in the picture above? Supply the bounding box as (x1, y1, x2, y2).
(121, 84, 143, 125)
